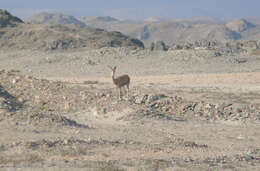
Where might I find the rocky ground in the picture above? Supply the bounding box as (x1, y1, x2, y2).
(1, 47, 260, 170)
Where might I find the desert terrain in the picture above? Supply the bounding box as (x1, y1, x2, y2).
(1, 9, 260, 171)
(1, 47, 260, 171)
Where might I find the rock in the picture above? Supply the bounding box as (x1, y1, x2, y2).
(17, 97, 25, 103)
(183, 42, 193, 50)
(194, 40, 217, 49)
(146, 94, 167, 104)
(218, 103, 233, 111)
(12, 78, 18, 84)
(134, 95, 148, 104)
(150, 41, 168, 51)
(243, 40, 258, 49)
(64, 139, 69, 145)
(235, 58, 247, 64)
(194, 101, 204, 112)
(170, 44, 184, 50)
(214, 52, 222, 56)
(102, 108, 107, 114)
(236, 108, 243, 113)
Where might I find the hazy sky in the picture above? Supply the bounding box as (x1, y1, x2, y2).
(2, 0, 260, 20)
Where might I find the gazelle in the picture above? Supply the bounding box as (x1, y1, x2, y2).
(108, 66, 130, 100)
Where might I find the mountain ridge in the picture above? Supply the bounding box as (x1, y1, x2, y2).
(0, 10, 144, 51)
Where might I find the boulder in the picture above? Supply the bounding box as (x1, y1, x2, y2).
(150, 41, 168, 51)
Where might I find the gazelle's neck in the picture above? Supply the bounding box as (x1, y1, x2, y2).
(111, 71, 116, 80)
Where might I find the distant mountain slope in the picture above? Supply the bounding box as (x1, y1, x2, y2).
(128, 22, 242, 46)
(81, 16, 119, 23)
(77, 16, 248, 46)
(244, 17, 260, 26)
(226, 19, 260, 40)
(79, 18, 242, 46)
(226, 18, 256, 32)
(0, 10, 144, 50)
(0, 24, 144, 50)
(240, 26, 260, 40)
(0, 9, 23, 27)
(26, 12, 260, 47)
(26, 12, 86, 27)
(78, 16, 123, 30)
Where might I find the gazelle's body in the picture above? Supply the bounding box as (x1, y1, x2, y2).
(110, 66, 130, 99)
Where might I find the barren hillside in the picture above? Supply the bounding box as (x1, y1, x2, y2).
(27, 12, 86, 27)
(78, 16, 260, 46)
(0, 11, 144, 51)
(26, 12, 260, 47)
(0, 9, 23, 27)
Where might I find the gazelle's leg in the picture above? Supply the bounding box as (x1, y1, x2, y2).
(118, 88, 121, 100)
(126, 84, 129, 99)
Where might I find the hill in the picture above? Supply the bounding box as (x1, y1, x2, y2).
(78, 16, 124, 31)
(26, 12, 260, 47)
(245, 17, 260, 25)
(0, 9, 23, 27)
(26, 12, 86, 27)
(79, 16, 260, 46)
(0, 24, 144, 50)
(79, 19, 241, 46)
(226, 18, 256, 32)
(0, 10, 144, 51)
(25, 12, 260, 47)
(225, 19, 260, 41)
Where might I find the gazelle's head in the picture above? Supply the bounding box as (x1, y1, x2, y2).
(108, 66, 117, 77)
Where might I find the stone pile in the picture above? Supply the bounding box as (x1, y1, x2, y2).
(133, 94, 260, 121)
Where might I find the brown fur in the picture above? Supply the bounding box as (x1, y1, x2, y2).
(109, 66, 130, 99)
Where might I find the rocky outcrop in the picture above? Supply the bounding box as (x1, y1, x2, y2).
(169, 40, 259, 54)
(150, 41, 168, 51)
(132, 93, 260, 121)
(0, 9, 23, 27)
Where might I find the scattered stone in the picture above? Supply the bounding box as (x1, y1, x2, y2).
(235, 58, 247, 63)
(150, 41, 168, 51)
(169, 40, 259, 55)
(17, 97, 25, 103)
(134, 94, 148, 104)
